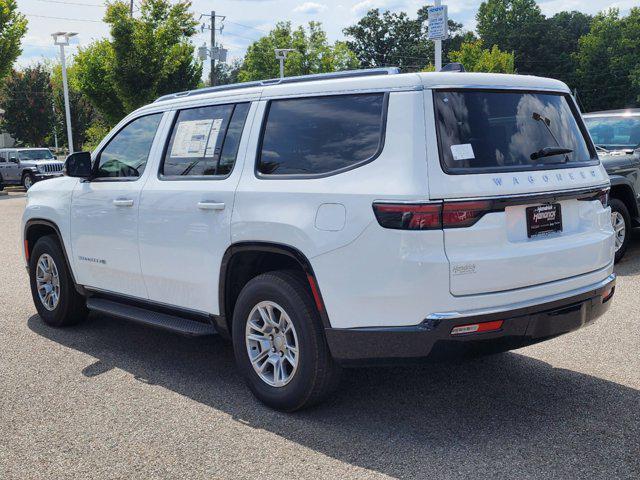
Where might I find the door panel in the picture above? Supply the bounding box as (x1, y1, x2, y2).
(70, 112, 166, 298)
(139, 101, 256, 314)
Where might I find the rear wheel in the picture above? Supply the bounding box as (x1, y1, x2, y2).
(232, 271, 340, 411)
(22, 173, 34, 190)
(609, 198, 631, 263)
(29, 235, 88, 327)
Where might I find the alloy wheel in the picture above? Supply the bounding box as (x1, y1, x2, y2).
(245, 301, 299, 387)
(35, 253, 61, 311)
(612, 211, 626, 252)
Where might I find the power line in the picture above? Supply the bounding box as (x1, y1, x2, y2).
(25, 13, 105, 23)
(225, 20, 269, 34)
(36, 0, 105, 6)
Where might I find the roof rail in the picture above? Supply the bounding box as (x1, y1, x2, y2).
(154, 67, 401, 103)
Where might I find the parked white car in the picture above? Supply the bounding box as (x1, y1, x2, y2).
(22, 69, 616, 410)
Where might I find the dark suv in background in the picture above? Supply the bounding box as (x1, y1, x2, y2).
(584, 109, 640, 262)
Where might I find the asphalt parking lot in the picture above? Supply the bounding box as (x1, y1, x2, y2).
(0, 189, 638, 480)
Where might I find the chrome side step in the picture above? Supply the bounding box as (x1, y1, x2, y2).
(86, 298, 217, 336)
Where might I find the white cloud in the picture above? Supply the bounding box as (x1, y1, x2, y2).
(294, 2, 328, 14)
(351, 0, 408, 16)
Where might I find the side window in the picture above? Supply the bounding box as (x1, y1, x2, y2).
(95, 113, 163, 179)
(257, 93, 386, 176)
(0, 152, 6, 163)
(161, 102, 250, 177)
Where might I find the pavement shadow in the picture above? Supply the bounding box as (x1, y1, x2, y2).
(27, 313, 639, 479)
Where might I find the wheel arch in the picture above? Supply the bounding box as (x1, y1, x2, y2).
(218, 242, 331, 338)
(609, 176, 639, 219)
(24, 218, 80, 289)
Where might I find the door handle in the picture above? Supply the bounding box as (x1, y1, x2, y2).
(113, 198, 134, 207)
(198, 201, 225, 211)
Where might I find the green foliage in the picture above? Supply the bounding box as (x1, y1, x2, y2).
(449, 40, 515, 73)
(343, 7, 472, 71)
(476, 0, 547, 75)
(574, 8, 640, 110)
(83, 121, 111, 152)
(74, 0, 202, 125)
(1, 65, 54, 146)
(0, 0, 27, 82)
(238, 22, 358, 82)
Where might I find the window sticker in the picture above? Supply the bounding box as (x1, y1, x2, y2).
(171, 119, 220, 158)
(450, 143, 475, 161)
(204, 118, 224, 157)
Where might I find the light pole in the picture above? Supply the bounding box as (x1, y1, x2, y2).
(52, 32, 77, 154)
(274, 49, 295, 79)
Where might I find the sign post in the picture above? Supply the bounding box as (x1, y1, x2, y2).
(428, 1, 448, 71)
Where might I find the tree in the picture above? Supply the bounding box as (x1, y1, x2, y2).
(238, 21, 358, 82)
(75, 0, 202, 126)
(574, 8, 640, 111)
(476, 0, 546, 75)
(543, 11, 592, 85)
(1, 65, 54, 146)
(343, 7, 471, 71)
(449, 40, 514, 73)
(0, 0, 27, 82)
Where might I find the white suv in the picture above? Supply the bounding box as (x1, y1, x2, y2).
(22, 69, 616, 411)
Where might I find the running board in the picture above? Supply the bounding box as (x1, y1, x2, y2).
(86, 298, 217, 336)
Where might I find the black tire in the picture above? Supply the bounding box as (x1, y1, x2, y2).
(232, 270, 340, 411)
(609, 198, 631, 263)
(0, 175, 4, 191)
(29, 235, 88, 327)
(22, 172, 35, 190)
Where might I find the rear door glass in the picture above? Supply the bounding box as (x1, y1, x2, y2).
(434, 90, 596, 174)
(257, 93, 386, 176)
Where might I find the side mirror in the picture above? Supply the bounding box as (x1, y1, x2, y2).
(9, 157, 18, 164)
(63, 151, 92, 179)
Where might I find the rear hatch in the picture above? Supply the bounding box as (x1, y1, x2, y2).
(426, 88, 613, 296)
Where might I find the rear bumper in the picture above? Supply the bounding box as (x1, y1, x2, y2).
(325, 274, 616, 365)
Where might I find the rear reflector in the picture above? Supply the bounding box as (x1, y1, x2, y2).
(451, 320, 504, 336)
(601, 286, 614, 303)
(24, 239, 29, 262)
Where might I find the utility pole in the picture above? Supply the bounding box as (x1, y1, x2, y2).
(52, 32, 76, 154)
(275, 49, 295, 78)
(52, 105, 58, 150)
(130, 0, 133, 16)
(434, 0, 442, 72)
(210, 10, 216, 86)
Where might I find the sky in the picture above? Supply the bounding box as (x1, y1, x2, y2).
(16, 0, 640, 77)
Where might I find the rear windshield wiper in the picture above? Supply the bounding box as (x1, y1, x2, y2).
(531, 112, 573, 162)
(530, 146, 574, 161)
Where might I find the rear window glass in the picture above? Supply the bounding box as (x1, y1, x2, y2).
(434, 90, 596, 174)
(258, 93, 385, 176)
(584, 115, 640, 150)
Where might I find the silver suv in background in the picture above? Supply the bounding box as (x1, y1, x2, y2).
(0, 148, 64, 190)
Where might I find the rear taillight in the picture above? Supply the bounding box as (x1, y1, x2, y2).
(442, 201, 493, 228)
(372, 203, 442, 230)
(373, 200, 494, 230)
(598, 189, 609, 208)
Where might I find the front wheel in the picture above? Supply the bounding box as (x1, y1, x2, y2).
(29, 235, 88, 327)
(232, 271, 340, 411)
(609, 198, 631, 263)
(22, 173, 35, 190)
